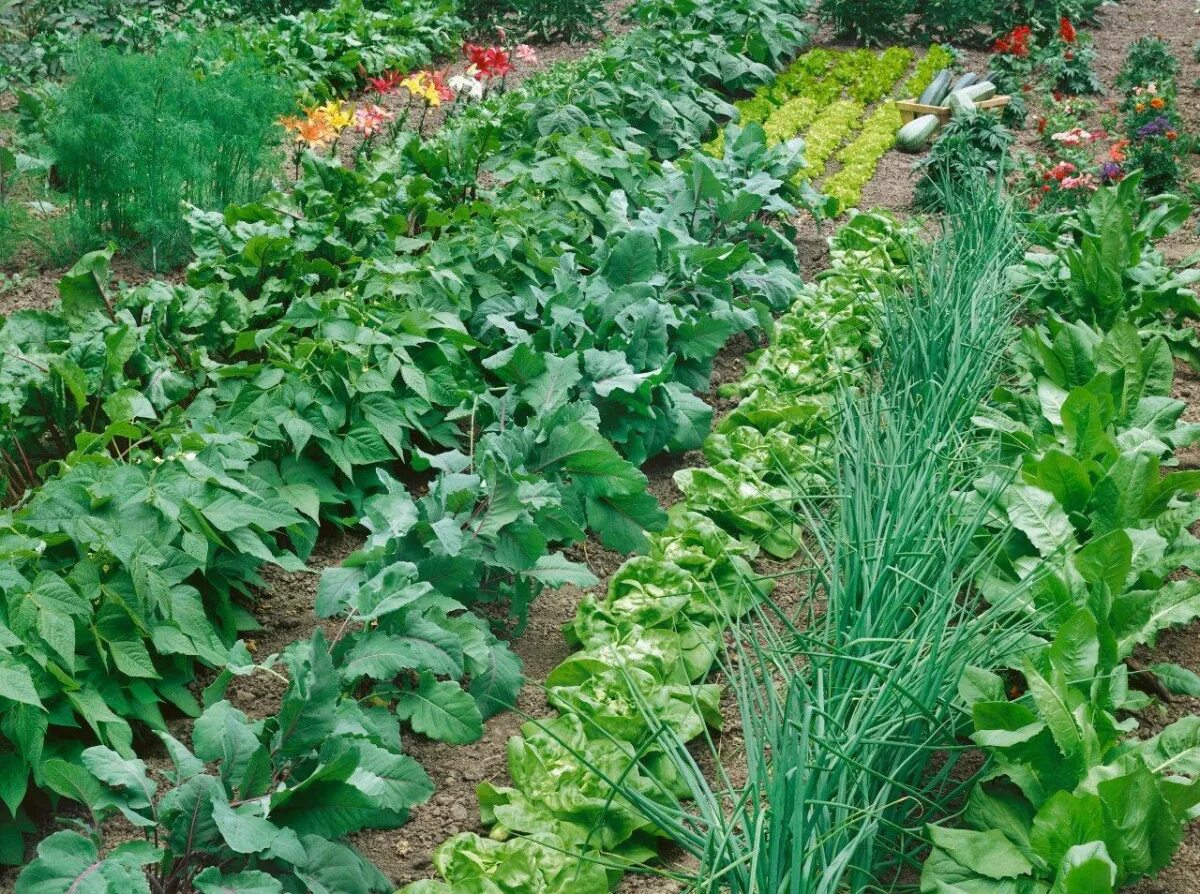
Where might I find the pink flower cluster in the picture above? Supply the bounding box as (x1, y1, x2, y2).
(1050, 127, 1105, 148)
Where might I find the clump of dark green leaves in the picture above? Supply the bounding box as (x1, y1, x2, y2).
(15, 631, 430, 894)
(463, 0, 605, 43)
(924, 612, 1200, 892)
(1008, 174, 1200, 363)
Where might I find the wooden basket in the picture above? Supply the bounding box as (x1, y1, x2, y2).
(896, 95, 1012, 126)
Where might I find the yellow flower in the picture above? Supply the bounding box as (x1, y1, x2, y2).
(314, 100, 354, 132)
(401, 72, 441, 107)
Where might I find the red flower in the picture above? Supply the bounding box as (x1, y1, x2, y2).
(1059, 17, 1076, 43)
(428, 69, 454, 103)
(463, 43, 513, 80)
(995, 24, 1032, 57)
(368, 69, 404, 95)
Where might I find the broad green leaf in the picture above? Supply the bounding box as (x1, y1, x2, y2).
(1051, 842, 1116, 894)
(396, 673, 483, 744)
(1095, 760, 1179, 878)
(1073, 530, 1132, 595)
(1003, 485, 1075, 558)
(58, 247, 114, 320)
(525, 553, 598, 589)
(268, 774, 377, 839)
(1134, 715, 1200, 776)
(0, 657, 42, 708)
(1028, 790, 1104, 869)
(927, 825, 1035, 879)
(193, 868, 284, 894)
(212, 799, 282, 855)
(604, 229, 658, 286)
(1149, 662, 1200, 697)
(348, 741, 434, 814)
(342, 616, 464, 683)
(467, 641, 523, 719)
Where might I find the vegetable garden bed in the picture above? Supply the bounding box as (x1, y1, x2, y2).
(2, 0, 1200, 892)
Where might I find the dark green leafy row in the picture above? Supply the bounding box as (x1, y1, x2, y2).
(0, 0, 466, 98)
(920, 179, 1200, 892)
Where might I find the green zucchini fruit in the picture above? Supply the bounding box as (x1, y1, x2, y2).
(947, 91, 977, 119)
(896, 114, 939, 152)
(950, 72, 978, 92)
(958, 81, 997, 102)
(918, 70, 953, 106)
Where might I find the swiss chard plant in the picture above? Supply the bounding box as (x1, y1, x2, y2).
(972, 317, 1200, 657)
(923, 615, 1200, 893)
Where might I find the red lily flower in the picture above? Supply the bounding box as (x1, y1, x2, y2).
(463, 43, 513, 80)
(368, 69, 404, 95)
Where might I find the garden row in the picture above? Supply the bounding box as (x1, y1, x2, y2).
(398, 204, 916, 892)
(921, 174, 1200, 891)
(393, 21, 1200, 890)
(393, 167, 1200, 892)
(0, 0, 824, 880)
(0, 0, 604, 94)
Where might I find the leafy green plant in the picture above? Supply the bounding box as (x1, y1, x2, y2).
(922, 617, 1200, 893)
(818, 0, 913, 46)
(1116, 36, 1181, 94)
(914, 111, 1014, 211)
(15, 631, 431, 894)
(208, 0, 466, 99)
(464, 0, 605, 42)
(1008, 174, 1200, 358)
(45, 40, 289, 270)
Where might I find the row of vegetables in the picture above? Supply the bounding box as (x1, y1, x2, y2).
(1, 0, 468, 99)
(0, 0, 826, 877)
(396, 22, 1200, 892)
(5, 2, 1200, 892)
(389, 171, 1200, 892)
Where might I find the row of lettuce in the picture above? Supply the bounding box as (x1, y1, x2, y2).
(0, 0, 825, 875)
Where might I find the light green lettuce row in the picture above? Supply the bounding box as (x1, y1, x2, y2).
(794, 99, 863, 181)
(763, 96, 821, 146)
(396, 211, 918, 894)
(848, 46, 914, 104)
